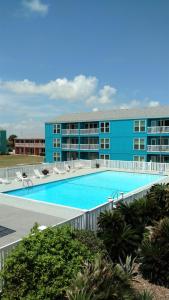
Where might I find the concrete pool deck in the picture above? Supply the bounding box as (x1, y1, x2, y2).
(0, 168, 103, 247)
(0, 204, 66, 247)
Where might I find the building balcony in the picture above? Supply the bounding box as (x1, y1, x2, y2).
(62, 143, 79, 150)
(15, 143, 45, 148)
(62, 129, 79, 135)
(79, 128, 99, 135)
(62, 143, 99, 150)
(80, 144, 99, 150)
(147, 126, 169, 134)
(147, 145, 169, 152)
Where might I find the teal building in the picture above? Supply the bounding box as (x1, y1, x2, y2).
(0, 128, 7, 154)
(45, 106, 169, 163)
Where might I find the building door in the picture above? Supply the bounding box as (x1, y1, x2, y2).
(151, 138, 156, 145)
(151, 120, 156, 127)
(150, 155, 157, 162)
(67, 152, 78, 160)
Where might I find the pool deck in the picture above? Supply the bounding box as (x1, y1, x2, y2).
(0, 167, 103, 247)
(0, 204, 65, 247)
(0, 167, 168, 248)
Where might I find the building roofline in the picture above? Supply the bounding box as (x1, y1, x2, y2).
(45, 105, 169, 124)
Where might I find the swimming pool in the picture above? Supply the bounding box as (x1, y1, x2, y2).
(4, 171, 164, 210)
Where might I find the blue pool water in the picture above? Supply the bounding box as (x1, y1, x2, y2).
(5, 171, 164, 210)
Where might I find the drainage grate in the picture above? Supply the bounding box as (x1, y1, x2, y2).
(0, 226, 15, 238)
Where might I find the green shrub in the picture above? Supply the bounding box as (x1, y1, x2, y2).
(97, 210, 140, 262)
(118, 184, 169, 230)
(1, 226, 97, 300)
(140, 217, 169, 287)
(67, 254, 135, 300)
(135, 290, 153, 300)
(66, 254, 114, 300)
(146, 183, 169, 220)
(119, 255, 137, 280)
(74, 229, 107, 256)
(117, 198, 148, 236)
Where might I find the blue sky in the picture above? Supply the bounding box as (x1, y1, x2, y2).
(0, 0, 168, 137)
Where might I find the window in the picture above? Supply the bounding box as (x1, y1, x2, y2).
(100, 154, 110, 160)
(134, 120, 146, 132)
(100, 138, 110, 149)
(133, 138, 145, 150)
(84, 123, 98, 129)
(53, 138, 61, 148)
(133, 156, 145, 162)
(100, 122, 110, 133)
(53, 152, 61, 161)
(53, 124, 61, 134)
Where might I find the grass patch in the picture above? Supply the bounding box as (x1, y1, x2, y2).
(0, 155, 44, 168)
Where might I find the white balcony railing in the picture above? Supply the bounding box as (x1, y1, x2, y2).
(79, 128, 99, 135)
(62, 143, 79, 150)
(147, 126, 169, 134)
(147, 145, 169, 152)
(62, 143, 99, 150)
(80, 144, 99, 150)
(62, 129, 78, 135)
(15, 143, 45, 148)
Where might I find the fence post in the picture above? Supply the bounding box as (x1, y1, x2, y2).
(84, 211, 90, 230)
(5, 168, 8, 180)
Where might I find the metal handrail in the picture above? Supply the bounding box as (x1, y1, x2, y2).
(147, 126, 169, 134)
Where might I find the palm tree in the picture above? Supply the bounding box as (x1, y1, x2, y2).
(140, 217, 169, 287)
(97, 210, 140, 262)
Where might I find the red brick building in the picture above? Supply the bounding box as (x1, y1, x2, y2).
(15, 138, 45, 156)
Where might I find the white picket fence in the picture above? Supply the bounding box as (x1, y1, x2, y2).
(0, 158, 169, 272)
(0, 158, 169, 180)
(0, 159, 92, 180)
(97, 159, 169, 173)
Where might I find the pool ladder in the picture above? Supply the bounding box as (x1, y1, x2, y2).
(111, 191, 124, 200)
(111, 191, 119, 199)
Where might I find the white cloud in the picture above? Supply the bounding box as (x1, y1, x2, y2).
(1, 75, 98, 101)
(119, 99, 141, 109)
(1, 120, 44, 138)
(98, 85, 117, 104)
(92, 107, 99, 112)
(148, 101, 160, 107)
(0, 74, 162, 137)
(22, 0, 48, 16)
(86, 85, 117, 106)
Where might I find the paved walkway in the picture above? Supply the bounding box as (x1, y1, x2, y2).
(0, 203, 65, 247)
(0, 167, 103, 247)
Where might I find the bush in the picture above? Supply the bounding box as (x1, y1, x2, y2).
(74, 229, 107, 256)
(66, 254, 135, 300)
(140, 217, 169, 287)
(117, 198, 149, 237)
(118, 184, 169, 231)
(97, 210, 140, 262)
(135, 290, 153, 300)
(1, 226, 97, 300)
(146, 183, 169, 220)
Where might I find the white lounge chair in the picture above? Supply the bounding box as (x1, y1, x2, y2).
(15, 171, 32, 186)
(34, 169, 45, 179)
(53, 167, 66, 174)
(65, 164, 76, 173)
(0, 178, 10, 184)
(16, 171, 26, 181)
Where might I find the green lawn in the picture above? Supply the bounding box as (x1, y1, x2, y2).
(0, 155, 44, 168)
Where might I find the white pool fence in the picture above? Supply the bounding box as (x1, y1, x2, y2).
(0, 158, 169, 180)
